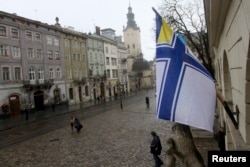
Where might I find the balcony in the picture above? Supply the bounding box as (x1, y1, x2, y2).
(73, 78, 86, 85)
(30, 80, 36, 85)
(121, 58, 127, 63)
(122, 69, 127, 74)
(39, 79, 44, 84)
(23, 79, 54, 89)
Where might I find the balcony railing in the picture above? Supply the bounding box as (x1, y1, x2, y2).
(23, 79, 54, 88)
(121, 58, 127, 63)
(30, 80, 36, 85)
(39, 79, 44, 84)
(73, 78, 87, 85)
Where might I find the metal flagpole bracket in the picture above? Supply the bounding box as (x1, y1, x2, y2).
(232, 105, 240, 126)
(223, 101, 239, 129)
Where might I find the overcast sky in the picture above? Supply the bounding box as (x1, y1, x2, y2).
(1, 0, 164, 61)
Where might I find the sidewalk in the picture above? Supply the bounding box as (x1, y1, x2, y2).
(0, 95, 123, 131)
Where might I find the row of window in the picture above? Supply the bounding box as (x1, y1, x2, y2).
(0, 66, 62, 81)
(25, 31, 41, 42)
(1, 66, 22, 81)
(0, 45, 20, 57)
(64, 53, 86, 61)
(127, 43, 136, 49)
(88, 39, 103, 50)
(105, 46, 117, 54)
(0, 44, 60, 60)
(66, 68, 85, 79)
(88, 52, 105, 63)
(106, 69, 118, 78)
(64, 39, 85, 49)
(89, 65, 105, 76)
(106, 57, 117, 66)
(0, 24, 60, 46)
(0, 25, 19, 39)
(68, 86, 89, 100)
(29, 67, 61, 80)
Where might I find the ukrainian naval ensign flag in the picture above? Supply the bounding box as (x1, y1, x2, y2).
(153, 8, 216, 132)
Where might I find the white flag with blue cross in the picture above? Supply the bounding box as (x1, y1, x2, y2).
(153, 8, 216, 132)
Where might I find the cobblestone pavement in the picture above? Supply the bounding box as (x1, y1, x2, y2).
(0, 90, 218, 167)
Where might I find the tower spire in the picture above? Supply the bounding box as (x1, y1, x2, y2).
(125, 4, 138, 30)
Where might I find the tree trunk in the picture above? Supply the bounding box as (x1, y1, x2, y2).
(166, 123, 205, 167)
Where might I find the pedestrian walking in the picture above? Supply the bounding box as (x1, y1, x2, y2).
(24, 108, 29, 121)
(74, 117, 83, 133)
(70, 116, 75, 132)
(146, 96, 150, 108)
(214, 127, 226, 151)
(150, 131, 163, 167)
(52, 103, 55, 112)
(97, 96, 100, 104)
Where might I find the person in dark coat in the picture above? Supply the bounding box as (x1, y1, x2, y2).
(74, 117, 82, 133)
(52, 103, 55, 112)
(146, 96, 150, 108)
(24, 109, 29, 121)
(150, 131, 163, 167)
(214, 127, 226, 151)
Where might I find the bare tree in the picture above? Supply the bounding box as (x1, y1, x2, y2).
(132, 58, 150, 89)
(159, 0, 214, 76)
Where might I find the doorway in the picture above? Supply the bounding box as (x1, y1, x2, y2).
(34, 90, 44, 111)
(9, 94, 21, 116)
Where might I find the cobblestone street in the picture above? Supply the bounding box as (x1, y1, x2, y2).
(0, 90, 218, 167)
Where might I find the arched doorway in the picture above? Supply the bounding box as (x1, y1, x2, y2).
(9, 94, 21, 116)
(34, 90, 44, 111)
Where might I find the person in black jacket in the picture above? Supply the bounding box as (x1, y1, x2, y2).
(24, 108, 29, 121)
(146, 96, 150, 108)
(150, 131, 163, 167)
(214, 127, 226, 151)
(74, 117, 82, 133)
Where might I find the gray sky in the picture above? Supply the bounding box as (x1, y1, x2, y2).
(1, 0, 164, 61)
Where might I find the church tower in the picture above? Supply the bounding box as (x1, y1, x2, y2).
(123, 4, 144, 91)
(123, 5, 142, 58)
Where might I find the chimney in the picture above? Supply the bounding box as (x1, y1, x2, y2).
(95, 26, 100, 35)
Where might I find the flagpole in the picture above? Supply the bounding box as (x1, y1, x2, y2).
(216, 90, 239, 129)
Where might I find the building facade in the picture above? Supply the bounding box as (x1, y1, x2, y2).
(0, 11, 66, 115)
(204, 0, 250, 149)
(101, 28, 119, 98)
(116, 36, 129, 94)
(62, 28, 88, 105)
(87, 31, 106, 101)
(0, 9, 131, 117)
(101, 28, 129, 97)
